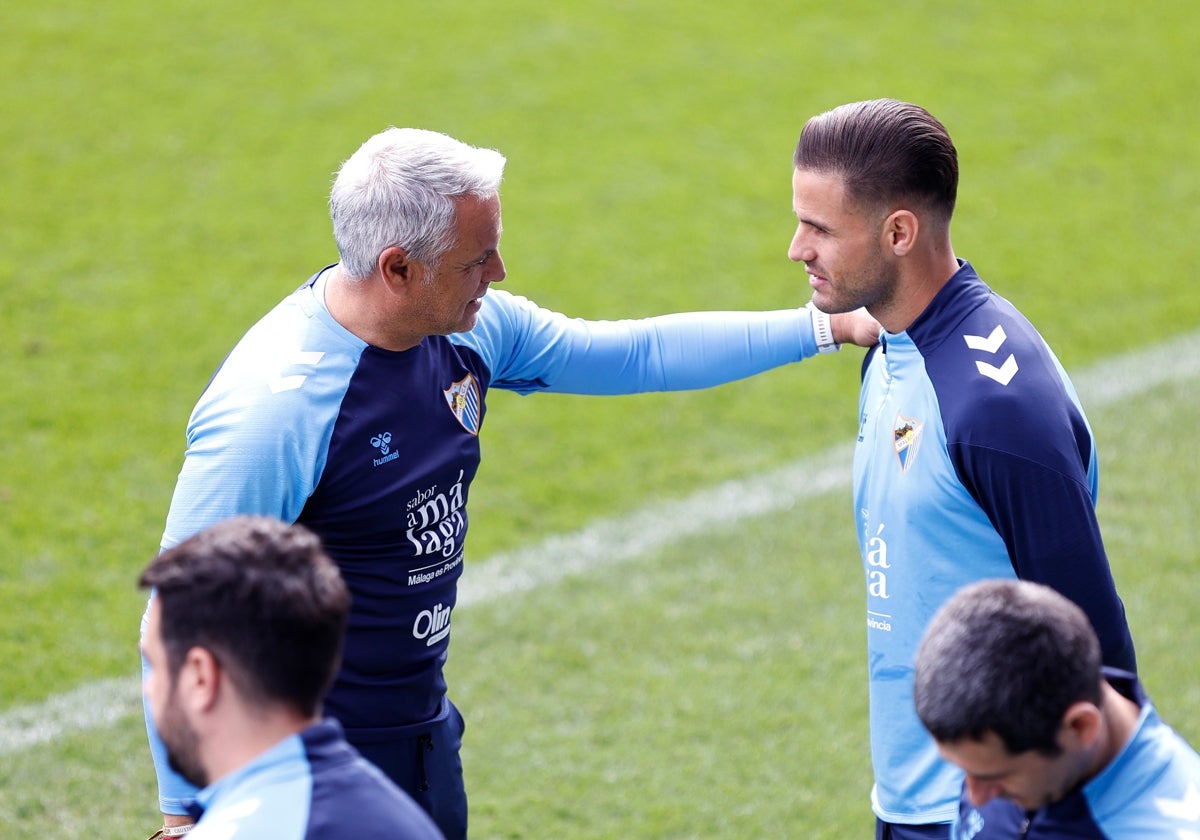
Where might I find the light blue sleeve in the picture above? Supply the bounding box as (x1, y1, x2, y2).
(146, 376, 343, 811)
(141, 598, 197, 813)
(147, 295, 361, 812)
(160, 329, 362, 548)
(455, 290, 821, 395)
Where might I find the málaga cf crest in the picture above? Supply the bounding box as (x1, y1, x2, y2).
(892, 413, 923, 474)
(443, 373, 482, 436)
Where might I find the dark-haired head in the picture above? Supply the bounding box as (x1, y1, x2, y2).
(140, 516, 350, 717)
(914, 579, 1103, 756)
(794, 99, 958, 226)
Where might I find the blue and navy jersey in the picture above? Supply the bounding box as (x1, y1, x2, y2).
(149, 265, 824, 809)
(954, 671, 1200, 839)
(854, 261, 1136, 824)
(188, 719, 443, 839)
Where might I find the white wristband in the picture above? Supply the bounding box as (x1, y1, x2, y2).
(807, 302, 841, 353)
(160, 825, 195, 837)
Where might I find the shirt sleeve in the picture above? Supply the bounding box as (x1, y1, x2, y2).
(141, 604, 199, 813)
(928, 288, 1137, 674)
(950, 441, 1137, 673)
(458, 290, 821, 395)
(146, 325, 355, 811)
(160, 397, 326, 550)
(159, 338, 355, 551)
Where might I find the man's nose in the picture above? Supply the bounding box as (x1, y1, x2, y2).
(964, 775, 1000, 807)
(788, 228, 813, 263)
(487, 251, 506, 283)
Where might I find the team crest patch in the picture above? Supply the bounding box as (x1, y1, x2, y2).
(444, 373, 481, 436)
(892, 413, 923, 473)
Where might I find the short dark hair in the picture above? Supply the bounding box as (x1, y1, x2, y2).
(793, 98, 958, 223)
(140, 516, 351, 717)
(913, 579, 1103, 756)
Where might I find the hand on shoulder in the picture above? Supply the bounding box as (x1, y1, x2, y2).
(831, 308, 881, 348)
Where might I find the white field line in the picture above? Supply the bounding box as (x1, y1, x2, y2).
(3, 327, 1200, 756)
(0, 677, 141, 754)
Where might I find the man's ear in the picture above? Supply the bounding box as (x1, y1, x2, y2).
(179, 646, 222, 714)
(1060, 701, 1103, 749)
(378, 246, 424, 293)
(882, 209, 919, 256)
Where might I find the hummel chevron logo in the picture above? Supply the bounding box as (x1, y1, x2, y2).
(1155, 782, 1200, 827)
(267, 350, 326, 393)
(964, 325, 1019, 386)
(963, 324, 1007, 353)
(975, 355, 1019, 385)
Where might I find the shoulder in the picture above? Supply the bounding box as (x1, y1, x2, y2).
(1070, 705, 1200, 834)
(456, 288, 564, 345)
(919, 283, 1059, 400)
(219, 286, 365, 384)
(450, 289, 579, 390)
(302, 723, 444, 838)
(921, 291, 1086, 456)
(190, 737, 313, 839)
(191, 288, 367, 433)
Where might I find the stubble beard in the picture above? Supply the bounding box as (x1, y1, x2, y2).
(161, 701, 208, 789)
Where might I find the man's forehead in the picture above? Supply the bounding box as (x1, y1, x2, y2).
(792, 167, 847, 197)
(939, 731, 1020, 771)
(791, 168, 854, 217)
(454, 194, 502, 232)
(455, 192, 501, 216)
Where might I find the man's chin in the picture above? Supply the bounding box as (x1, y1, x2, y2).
(167, 751, 209, 789)
(451, 312, 480, 335)
(811, 291, 846, 314)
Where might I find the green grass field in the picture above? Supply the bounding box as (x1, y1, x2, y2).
(2, 0, 1199, 836)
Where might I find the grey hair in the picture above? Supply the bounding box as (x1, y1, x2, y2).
(329, 127, 506, 279)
